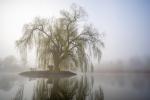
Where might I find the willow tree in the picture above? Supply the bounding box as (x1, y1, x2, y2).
(16, 4, 104, 72)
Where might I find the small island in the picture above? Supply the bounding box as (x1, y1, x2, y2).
(19, 70, 76, 78)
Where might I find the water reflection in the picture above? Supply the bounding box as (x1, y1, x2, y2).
(12, 86, 24, 100)
(2, 74, 150, 100)
(12, 76, 104, 100)
(33, 76, 104, 100)
(0, 74, 24, 91)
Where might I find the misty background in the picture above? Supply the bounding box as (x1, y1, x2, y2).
(0, 0, 150, 72)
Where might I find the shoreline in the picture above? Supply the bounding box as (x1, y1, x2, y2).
(19, 70, 76, 78)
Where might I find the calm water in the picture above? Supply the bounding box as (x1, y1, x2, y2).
(0, 73, 150, 100)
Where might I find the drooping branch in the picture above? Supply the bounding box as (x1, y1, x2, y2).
(16, 4, 104, 72)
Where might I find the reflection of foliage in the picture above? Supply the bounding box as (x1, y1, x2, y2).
(76, 76, 92, 100)
(0, 76, 16, 91)
(32, 80, 51, 100)
(49, 78, 78, 100)
(89, 87, 104, 100)
(32, 76, 104, 100)
(32, 78, 78, 100)
(16, 4, 104, 72)
(12, 86, 24, 100)
(12, 76, 104, 100)
(0, 75, 22, 91)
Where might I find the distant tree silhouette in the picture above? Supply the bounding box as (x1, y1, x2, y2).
(0, 55, 26, 72)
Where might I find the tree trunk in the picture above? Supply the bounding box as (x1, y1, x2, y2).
(54, 66, 60, 72)
(53, 52, 61, 72)
(54, 60, 60, 72)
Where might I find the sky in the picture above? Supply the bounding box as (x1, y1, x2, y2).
(0, 0, 150, 64)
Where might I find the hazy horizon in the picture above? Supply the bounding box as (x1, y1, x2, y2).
(1, 1, 150, 100)
(0, 0, 150, 66)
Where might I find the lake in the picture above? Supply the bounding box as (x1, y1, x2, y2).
(0, 73, 150, 100)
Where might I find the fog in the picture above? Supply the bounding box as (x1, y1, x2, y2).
(0, 55, 27, 73)
(0, 0, 150, 70)
(96, 56, 150, 72)
(0, 55, 150, 72)
(0, 1, 150, 100)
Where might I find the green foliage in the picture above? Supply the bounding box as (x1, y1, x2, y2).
(16, 4, 104, 72)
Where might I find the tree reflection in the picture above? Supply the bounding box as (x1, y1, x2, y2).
(12, 76, 104, 100)
(32, 76, 104, 100)
(12, 86, 24, 100)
